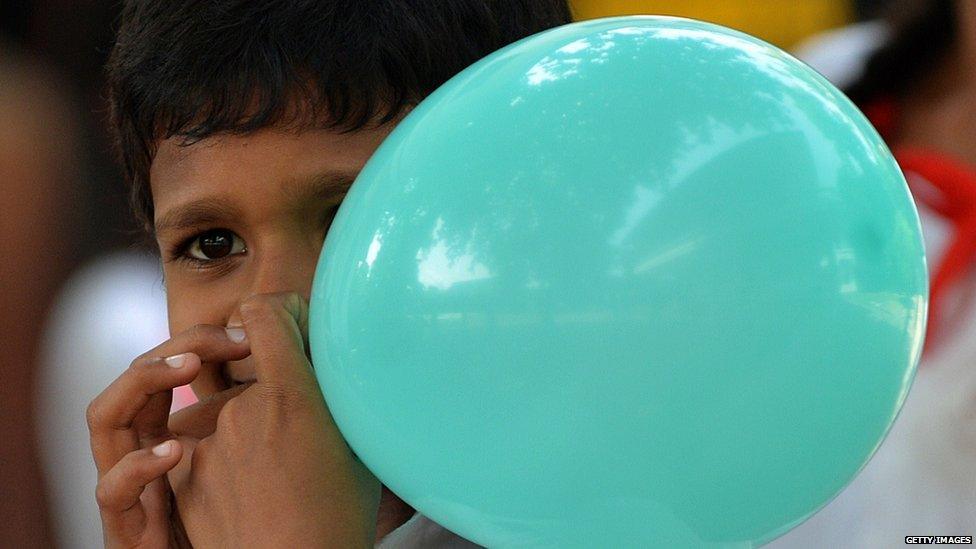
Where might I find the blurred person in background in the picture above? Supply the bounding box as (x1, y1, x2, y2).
(772, 0, 976, 545)
(1, 2, 173, 547)
(37, 242, 170, 549)
(0, 40, 81, 548)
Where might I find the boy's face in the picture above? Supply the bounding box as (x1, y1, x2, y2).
(150, 126, 393, 397)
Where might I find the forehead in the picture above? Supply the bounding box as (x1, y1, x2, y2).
(149, 127, 390, 219)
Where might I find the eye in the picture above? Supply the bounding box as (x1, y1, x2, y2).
(185, 229, 246, 260)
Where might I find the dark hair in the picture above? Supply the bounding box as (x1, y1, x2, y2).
(845, 0, 954, 106)
(107, 0, 573, 231)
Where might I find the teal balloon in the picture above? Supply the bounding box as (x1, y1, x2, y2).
(309, 16, 927, 547)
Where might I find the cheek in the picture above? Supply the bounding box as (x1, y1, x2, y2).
(163, 273, 240, 335)
(164, 274, 241, 397)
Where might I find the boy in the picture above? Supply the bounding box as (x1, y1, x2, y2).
(87, 1, 572, 546)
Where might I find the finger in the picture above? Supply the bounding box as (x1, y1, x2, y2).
(166, 435, 199, 500)
(96, 440, 183, 538)
(238, 293, 315, 387)
(168, 383, 249, 439)
(139, 323, 251, 370)
(134, 389, 174, 442)
(88, 324, 250, 463)
(88, 354, 201, 475)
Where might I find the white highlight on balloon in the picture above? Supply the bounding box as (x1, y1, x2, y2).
(416, 217, 493, 290)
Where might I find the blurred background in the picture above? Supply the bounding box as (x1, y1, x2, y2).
(5, 1, 974, 547)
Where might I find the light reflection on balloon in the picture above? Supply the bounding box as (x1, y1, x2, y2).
(310, 16, 927, 547)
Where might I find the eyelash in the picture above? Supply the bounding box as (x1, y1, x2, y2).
(168, 229, 246, 270)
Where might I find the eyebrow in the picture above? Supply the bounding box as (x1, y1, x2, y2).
(154, 169, 358, 236)
(154, 199, 244, 236)
(282, 170, 357, 207)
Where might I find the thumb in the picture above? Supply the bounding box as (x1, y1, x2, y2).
(238, 293, 315, 388)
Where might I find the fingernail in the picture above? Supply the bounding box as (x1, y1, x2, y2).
(152, 441, 173, 457)
(164, 354, 187, 368)
(225, 327, 246, 343)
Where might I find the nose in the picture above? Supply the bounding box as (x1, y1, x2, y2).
(227, 232, 321, 325)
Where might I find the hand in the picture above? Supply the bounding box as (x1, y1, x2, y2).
(87, 325, 250, 548)
(166, 293, 382, 548)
